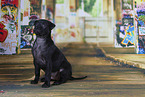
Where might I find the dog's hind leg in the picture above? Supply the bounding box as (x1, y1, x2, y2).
(53, 69, 71, 85)
(40, 71, 60, 82)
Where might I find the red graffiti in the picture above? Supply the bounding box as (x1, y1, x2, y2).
(0, 22, 5, 29)
(71, 32, 76, 37)
(0, 22, 8, 42)
(1, 0, 18, 7)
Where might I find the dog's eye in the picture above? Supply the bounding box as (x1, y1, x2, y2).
(35, 26, 39, 29)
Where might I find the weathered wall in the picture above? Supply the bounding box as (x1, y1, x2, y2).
(0, 0, 19, 54)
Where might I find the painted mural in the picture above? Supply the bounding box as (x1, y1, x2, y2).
(0, 0, 18, 54)
(20, 25, 36, 49)
(21, 14, 38, 49)
(135, 0, 145, 54)
(115, 0, 135, 47)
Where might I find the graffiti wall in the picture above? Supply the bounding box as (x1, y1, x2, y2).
(0, 0, 18, 54)
(20, 25, 36, 49)
(135, 0, 145, 54)
(115, 0, 135, 47)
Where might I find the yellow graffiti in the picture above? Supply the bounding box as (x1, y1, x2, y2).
(1, 6, 17, 15)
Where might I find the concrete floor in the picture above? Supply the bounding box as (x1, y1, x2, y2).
(0, 43, 145, 97)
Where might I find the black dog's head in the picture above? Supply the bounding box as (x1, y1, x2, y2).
(33, 19, 55, 38)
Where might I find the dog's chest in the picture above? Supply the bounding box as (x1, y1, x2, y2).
(32, 39, 48, 65)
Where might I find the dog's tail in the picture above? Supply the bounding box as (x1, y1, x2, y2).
(70, 76, 87, 80)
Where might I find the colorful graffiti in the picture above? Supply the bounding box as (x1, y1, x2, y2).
(115, 0, 135, 47)
(0, 29, 17, 54)
(0, 0, 18, 54)
(1, 0, 18, 7)
(121, 25, 135, 45)
(115, 25, 134, 47)
(122, 0, 133, 10)
(135, 0, 145, 54)
(1, 0, 18, 21)
(115, 25, 135, 47)
(0, 22, 8, 42)
(20, 25, 35, 49)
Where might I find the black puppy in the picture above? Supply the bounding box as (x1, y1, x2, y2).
(31, 19, 87, 88)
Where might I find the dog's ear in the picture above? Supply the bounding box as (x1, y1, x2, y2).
(48, 21, 55, 30)
(34, 20, 38, 26)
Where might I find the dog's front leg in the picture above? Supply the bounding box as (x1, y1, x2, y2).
(42, 61, 52, 88)
(31, 62, 40, 84)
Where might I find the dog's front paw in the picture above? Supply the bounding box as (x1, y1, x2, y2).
(42, 83, 50, 88)
(31, 80, 38, 84)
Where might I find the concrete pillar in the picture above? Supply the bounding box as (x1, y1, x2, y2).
(17, 0, 21, 54)
(41, 0, 46, 19)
